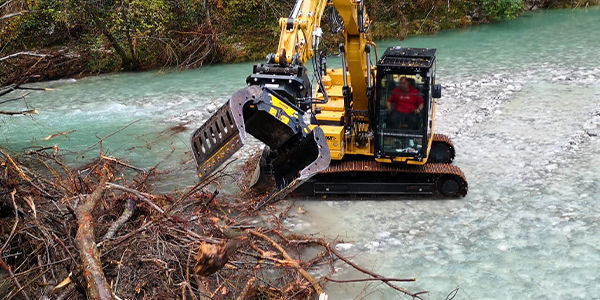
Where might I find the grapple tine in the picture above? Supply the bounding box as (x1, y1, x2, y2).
(190, 86, 262, 178)
(254, 127, 330, 209)
(299, 127, 331, 180)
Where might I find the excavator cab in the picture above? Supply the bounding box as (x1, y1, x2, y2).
(374, 47, 441, 162)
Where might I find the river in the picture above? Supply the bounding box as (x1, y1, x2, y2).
(1, 7, 599, 299)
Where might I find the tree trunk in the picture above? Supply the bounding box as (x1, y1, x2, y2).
(80, 0, 133, 70)
(121, 0, 139, 70)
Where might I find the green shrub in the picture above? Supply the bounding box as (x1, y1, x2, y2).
(481, 0, 524, 21)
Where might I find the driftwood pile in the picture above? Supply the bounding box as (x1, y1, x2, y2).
(0, 149, 426, 299)
(0, 50, 87, 87)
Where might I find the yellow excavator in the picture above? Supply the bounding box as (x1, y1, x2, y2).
(191, 0, 467, 205)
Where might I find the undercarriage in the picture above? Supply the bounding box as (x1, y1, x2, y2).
(295, 134, 466, 197)
(250, 134, 467, 199)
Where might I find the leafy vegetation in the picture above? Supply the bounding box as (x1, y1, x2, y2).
(0, 0, 597, 84)
(482, 0, 524, 21)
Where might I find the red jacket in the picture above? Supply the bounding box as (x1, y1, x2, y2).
(387, 86, 423, 113)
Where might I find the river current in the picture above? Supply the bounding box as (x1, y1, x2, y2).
(2, 7, 599, 299)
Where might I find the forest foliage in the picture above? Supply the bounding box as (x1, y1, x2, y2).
(0, 0, 597, 83)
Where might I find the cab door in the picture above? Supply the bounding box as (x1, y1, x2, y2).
(374, 72, 428, 158)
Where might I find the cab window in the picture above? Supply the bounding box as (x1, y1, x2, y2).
(377, 74, 426, 155)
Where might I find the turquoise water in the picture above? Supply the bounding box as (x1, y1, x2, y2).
(2, 7, 600, 299)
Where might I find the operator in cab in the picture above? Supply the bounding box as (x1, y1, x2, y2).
(386, 76, 423, 130)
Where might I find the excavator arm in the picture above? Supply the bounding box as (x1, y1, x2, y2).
(273, 0, 329, 65)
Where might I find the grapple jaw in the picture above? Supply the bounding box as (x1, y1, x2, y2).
(253, 128, 330, 208)
(190, 86, 261, 179)
(190, 85, 330, 201)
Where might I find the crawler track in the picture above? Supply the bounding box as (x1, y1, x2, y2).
(295, 158, 468, 197)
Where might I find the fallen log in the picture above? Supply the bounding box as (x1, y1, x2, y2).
(75, 183, 114, 300)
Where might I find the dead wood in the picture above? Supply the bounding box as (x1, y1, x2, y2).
(0, 92, 30, 105)
(0, 0, 14, 10)
(247, 229, 324, 295)
(0, 51, 47, 62)
(0, 190, 31, 300)
(100, 155, 146, 172)
(235, 261, 260, 300)
(324, 277, 416, 283)
(101, 198, 135, 241)
(43, 129, 76, 141)
(315, 239, 427, 299)
(79, 119, 140, 155)
(75, 182, 114, 300)
(193, 237, 245, 277)
(0, 147, 425, 299)
(0, 109, 38, 115)
(0, 10, 27, 20)
(105, 182, 165, 214)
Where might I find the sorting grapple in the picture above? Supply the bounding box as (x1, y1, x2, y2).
(191, 85, 330, 202)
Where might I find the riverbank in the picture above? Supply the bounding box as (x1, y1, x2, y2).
(1, 0, 597, 87)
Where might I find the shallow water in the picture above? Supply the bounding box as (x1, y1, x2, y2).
(2, 7, 600, 299)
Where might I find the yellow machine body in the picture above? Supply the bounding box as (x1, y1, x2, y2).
(191, 0, 468, 199)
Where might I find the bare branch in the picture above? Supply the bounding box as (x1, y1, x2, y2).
(324, 276, 416, 283)
(316, 240, 427, 299)
(0, 10, 28, 20)
(0, 84, 18, 97)
(0, 190, 32, 300)
(0, 84, 51, 97)
(0, 0, 15, 11)
(247, 229, 323, 295)
(101, 198, 135, 241)
(100, 155, 146, 172)
(79, 119, 140, 155)
(0, 92, 30, 105)
(106, 182, 165, 214)
(43, 130, 76, 141)
(0, 109, 38, 115)
(0, 51, 47, 62)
